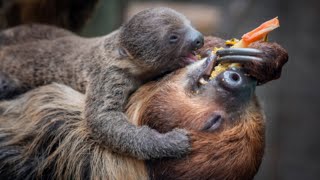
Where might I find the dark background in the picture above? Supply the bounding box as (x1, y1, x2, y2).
(81, 0, 320, 179)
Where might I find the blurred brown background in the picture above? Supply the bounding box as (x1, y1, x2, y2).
(81, 0, 320, 179)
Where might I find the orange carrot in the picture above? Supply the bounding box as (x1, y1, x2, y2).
(210, 17, 280, 79)
(233, 17, 280, 48)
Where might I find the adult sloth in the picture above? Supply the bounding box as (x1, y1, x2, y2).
(0, 0, 288, 179)
(0, 54, 274, 180)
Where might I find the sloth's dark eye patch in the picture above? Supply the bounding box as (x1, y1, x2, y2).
(202, 114, 223, 132)
(169, 34, 179, 43)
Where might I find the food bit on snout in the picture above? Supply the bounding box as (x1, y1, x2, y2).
(209, 63, 241, 79)
(225, 38, 239, 47)
(208, 47, 241, 79)
(195, 46, 242, 87)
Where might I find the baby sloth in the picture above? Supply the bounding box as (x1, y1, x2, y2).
(0, 7, 206, 159)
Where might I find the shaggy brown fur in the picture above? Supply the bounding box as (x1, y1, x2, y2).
(0, 31, 288, 178)
(0, 83, 147, 180)
(0, 0, 99, 31)
(0, 58, 266, 179)
(0, 32, 287, 180)
(0, 2, 288, 161)
(0, 1, 288, 179)
(127, 63, 266, 180)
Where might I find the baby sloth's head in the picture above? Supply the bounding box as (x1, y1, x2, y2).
(127, 58, 265, 180)
(119, 7, 204, 73)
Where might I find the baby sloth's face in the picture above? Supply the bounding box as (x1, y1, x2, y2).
(127, 58, 265, 180)
(119, 7, 204, 73)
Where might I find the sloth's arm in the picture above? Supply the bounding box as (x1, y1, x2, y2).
(247, 42, 288, 84)
(198, 36, 288, 85)
(84, 66, 190, 159)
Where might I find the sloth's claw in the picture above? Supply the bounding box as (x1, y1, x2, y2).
(216, 48, 263, 64)
(216, 55, 263, 64)
(216, 48, 263, 57)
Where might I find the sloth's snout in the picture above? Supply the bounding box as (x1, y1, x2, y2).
(188, 29, 204, 51)
(216, 69, 256, 100)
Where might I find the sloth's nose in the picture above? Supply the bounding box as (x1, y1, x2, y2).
(216, 69, 256, 99)
(190, 31, 204, 50)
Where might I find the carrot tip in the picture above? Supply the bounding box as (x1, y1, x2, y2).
(241, 17, 280, 43)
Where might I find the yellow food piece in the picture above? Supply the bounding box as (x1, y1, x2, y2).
(209, 39, 244, 79)
(231, 39, 247, 48)
(213, 47, 224, 53)
(225, 38, 239, 46)
(210, 64, 229, 79)
(210, 47, 230, 78)
(210, 63, 241, 79)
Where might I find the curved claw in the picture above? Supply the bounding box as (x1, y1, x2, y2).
(217, 55, 263, 64)
(216, 48, 263, 57)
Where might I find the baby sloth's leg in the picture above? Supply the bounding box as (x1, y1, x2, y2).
(0, 72, 22, 100)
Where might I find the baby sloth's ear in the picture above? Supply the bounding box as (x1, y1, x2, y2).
(118, 47, 134, 59)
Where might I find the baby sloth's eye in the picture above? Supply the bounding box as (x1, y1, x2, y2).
(169, 34, 179, 44)
(201, 114, 223, 132)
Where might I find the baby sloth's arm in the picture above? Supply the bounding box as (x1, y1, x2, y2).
(85, 66, 190, 159)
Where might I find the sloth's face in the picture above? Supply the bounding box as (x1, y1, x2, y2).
(119, 7, 204, 74)
(127, 58, 265, 180)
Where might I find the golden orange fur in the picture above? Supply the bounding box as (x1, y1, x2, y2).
(126, 68, 265, 179)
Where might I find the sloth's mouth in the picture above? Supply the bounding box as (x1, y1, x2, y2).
(194, 56, 257, 95)
(188, 57, 256, 133)
(182, 51, 198, 64)
(196, 56, 220, 85)
(196, 55, 243, 86)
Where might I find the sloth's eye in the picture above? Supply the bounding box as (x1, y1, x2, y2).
(169, 34, 179, 43)
(201, 114, 223, 132)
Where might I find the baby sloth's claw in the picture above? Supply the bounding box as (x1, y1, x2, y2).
(216, 48, 263, 64)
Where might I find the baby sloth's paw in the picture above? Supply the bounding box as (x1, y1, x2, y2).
(247, 41, 288, 85)
(159, 128, 191, 158)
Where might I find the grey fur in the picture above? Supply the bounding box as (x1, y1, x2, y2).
(0, 7, 202, 159)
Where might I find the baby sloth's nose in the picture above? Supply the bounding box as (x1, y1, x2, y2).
(216, 69, 256, 99)
(190, 31, 204, 50)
